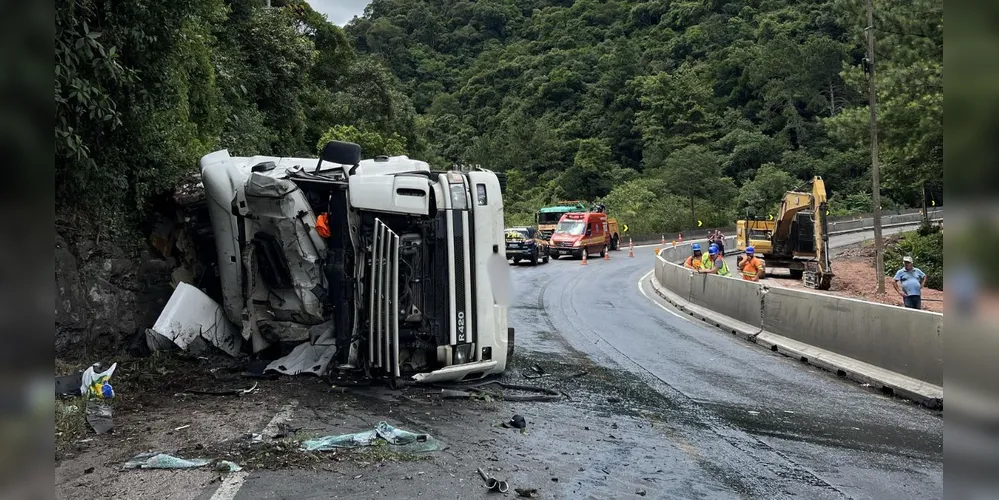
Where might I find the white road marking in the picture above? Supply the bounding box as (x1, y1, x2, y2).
(209, 399, 299, 500)
(209, 472, 247, 500)
(637, 270, 695, 324)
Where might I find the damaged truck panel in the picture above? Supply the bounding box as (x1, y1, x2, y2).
(199, 143, 512, 382)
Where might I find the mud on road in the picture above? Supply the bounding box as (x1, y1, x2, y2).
(56, 346, 713, 500)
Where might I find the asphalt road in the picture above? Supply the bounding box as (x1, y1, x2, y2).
(199, 225, 940, 500)
(507, 234, 941, 498)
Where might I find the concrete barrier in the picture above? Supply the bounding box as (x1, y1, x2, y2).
(649, 230, 943, 404)
(688, 273, 764, 329)
(762, 287, 942, 386)
(660, 259, 691, 301)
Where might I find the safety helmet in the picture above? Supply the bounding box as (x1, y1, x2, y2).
(708, 244, 719, 256)
(745, 246, 754, 254)
(692, 243, 701, 252)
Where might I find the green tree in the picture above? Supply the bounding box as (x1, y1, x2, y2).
(558, 138, 618, 200)
(736, 163, 798, 218)
(317, 125, 407, 157)
(659, 145, 735, 227)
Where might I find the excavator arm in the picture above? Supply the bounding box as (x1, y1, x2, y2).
(811, 177, 833, 289)
(762, 176, 834, 289)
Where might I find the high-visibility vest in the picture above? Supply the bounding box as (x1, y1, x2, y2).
(684, 255, 703, 269)
(704, 255, 730, 276)
(740, 256, 763, 281)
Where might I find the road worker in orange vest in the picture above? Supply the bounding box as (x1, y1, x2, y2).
(683, 243, 705, 270)
(737, 246, 765, 281)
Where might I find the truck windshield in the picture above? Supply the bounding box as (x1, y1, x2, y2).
(555, 220, 586, 235)
(537, 212, 562, 224)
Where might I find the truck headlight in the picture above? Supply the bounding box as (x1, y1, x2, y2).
(454, 344, 472, 365)
(573, 240, 581, 247)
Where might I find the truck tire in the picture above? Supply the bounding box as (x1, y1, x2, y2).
(611, 234, 619, 251)
(600, 245, 607, 258)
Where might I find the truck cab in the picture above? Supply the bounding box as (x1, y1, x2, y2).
(549, 211, 610, 260)
(199, 141, 513, 383)
(535, 201, 588, 240)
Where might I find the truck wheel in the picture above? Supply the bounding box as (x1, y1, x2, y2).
(611, 235, 619, 251)
(600, 245, 607, 258)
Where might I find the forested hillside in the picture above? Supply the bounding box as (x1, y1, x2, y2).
(55, 0, 421, 230)
(347, 0, 942, 231)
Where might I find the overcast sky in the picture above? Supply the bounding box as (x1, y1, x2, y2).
(307, 0, 371, 26)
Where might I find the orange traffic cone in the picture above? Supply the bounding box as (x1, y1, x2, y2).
(603, 246, 611, 260)
(581, 250, 588, 266)
(628, 239, 634, 258)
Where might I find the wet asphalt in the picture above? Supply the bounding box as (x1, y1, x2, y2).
(506, 244, 940, 499)
(222, 229, 941, 500)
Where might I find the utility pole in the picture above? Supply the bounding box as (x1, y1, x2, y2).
(865, 0, 886, 294)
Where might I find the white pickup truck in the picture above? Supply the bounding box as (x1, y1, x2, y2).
(199, 141, 514, 383)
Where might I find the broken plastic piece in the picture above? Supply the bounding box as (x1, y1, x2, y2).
(265, 323, 337, 376)
(123, 452, 211, 469)
(300, 421, 445, 453)
(147, 282, 242, 357)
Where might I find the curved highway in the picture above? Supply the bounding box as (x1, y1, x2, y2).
(506, 225, 941, 498)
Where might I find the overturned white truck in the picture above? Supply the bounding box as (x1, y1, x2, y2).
(199, 141, 514, 383)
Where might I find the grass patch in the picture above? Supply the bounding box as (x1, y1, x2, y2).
(55, 358, 88, 377)
(350, 443, 431, 464)
(55, 398, 89, 459)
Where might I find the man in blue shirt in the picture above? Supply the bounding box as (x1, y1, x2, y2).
(892, 256, 927, 309)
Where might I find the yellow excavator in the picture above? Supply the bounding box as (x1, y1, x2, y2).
(735, 177, 833, 290)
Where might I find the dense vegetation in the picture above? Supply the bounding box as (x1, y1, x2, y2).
(885, 224, 942, 289)
(55, 0, 421, 232)
(55, 0, 942, 239)
(347, 0, 942, 230)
